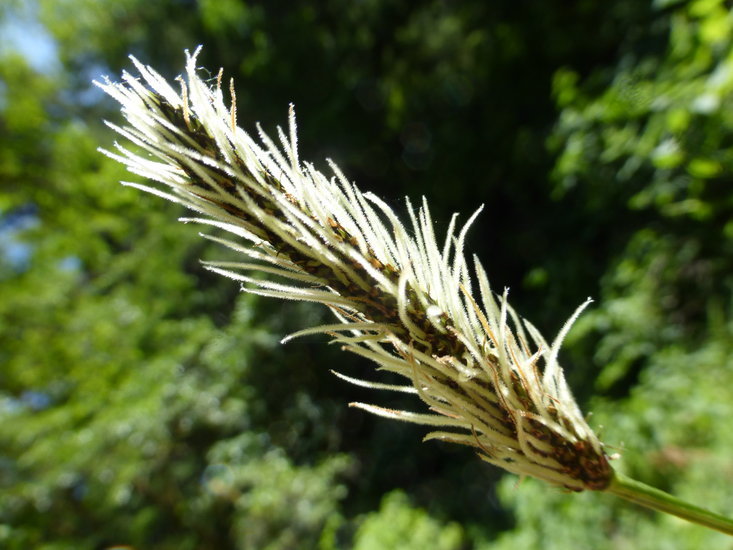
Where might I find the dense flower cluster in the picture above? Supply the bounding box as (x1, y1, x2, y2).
(98, 48, 612, 491)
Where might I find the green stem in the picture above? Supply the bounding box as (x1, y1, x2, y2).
(605, 471, 733, 536)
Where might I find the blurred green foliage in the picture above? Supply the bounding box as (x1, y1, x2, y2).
(352, 491, 464, 550)
(2, 0, 733, 548)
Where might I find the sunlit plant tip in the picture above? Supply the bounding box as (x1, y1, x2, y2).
(95, 46, 614, 492)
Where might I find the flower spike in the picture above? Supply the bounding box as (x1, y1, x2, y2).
(96, 47, 612, 491)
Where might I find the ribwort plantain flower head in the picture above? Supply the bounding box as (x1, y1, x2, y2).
(97, 48, 613, 491)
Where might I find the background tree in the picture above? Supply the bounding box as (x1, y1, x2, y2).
(1, 0, 732, 548)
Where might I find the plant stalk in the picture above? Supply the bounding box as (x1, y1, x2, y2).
(606, 471, 733, 536)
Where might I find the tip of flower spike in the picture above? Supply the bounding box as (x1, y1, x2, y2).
(92, 76, 111, 90)
(185, 45, 204, 71)
(331, 370, 418, 394)
(544, 297, 594, 385)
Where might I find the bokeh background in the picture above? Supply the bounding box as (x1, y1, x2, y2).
(3, 0, 733, 548)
